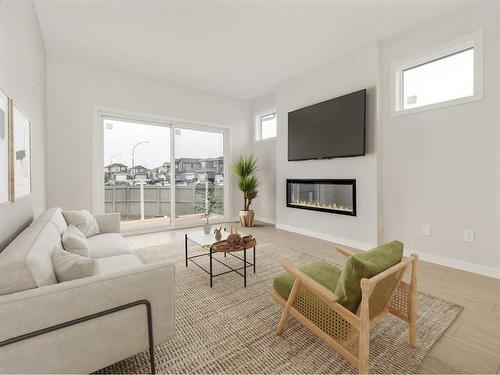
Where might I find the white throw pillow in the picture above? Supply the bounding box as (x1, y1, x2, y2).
(51, 246, 96, 282)
(62, 209, 100, 237)
(62, 224, 90, 257)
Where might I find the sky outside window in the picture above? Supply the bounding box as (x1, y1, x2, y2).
(260, 113, 277, 139)
(403, 48, 474, 110)
(104, 120, 223, 168)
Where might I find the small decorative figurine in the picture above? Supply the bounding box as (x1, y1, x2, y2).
(227, 232, 242, 248)
(214, 226, 222, 241)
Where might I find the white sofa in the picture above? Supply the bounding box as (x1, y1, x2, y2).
(0, 207, 175, 374)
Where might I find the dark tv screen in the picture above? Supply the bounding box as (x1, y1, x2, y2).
(288, 89, 366, 161)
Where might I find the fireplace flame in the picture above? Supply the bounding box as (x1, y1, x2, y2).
(291, 200, 352, 212)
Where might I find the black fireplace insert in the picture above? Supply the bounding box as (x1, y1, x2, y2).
(286, 179, 356, 216)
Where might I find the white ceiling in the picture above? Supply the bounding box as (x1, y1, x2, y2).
(35, 0, 476, 100)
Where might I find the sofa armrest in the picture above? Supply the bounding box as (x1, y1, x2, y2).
(95, 212, 121, 233)
(0, 260, 175, 346)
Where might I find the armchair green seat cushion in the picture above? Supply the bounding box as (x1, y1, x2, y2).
(335, 240, 404, 312)
(273, 262, 342, 300)
(272, 240, 404, 314)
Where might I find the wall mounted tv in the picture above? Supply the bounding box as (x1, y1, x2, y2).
(288, 89, 366, 161)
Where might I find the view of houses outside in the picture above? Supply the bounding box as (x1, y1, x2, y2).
(104, 120, 224, 222)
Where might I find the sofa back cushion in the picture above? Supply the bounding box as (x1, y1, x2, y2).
(52, 246, 96, 282)
(335, 240, 404, 313)
(62, 225, 90, 257)
(31, 207, 68, 235)
(62, 210, 100, 238)
(0, 215, 62, 296)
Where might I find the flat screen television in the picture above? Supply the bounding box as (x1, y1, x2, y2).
(288, 89, 366, 161)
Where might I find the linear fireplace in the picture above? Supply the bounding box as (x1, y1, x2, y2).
(286, 179, 356, 216)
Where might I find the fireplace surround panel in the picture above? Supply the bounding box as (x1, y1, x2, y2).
(286, 179, 356, 216)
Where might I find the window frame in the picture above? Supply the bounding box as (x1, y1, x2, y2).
(390, 30, 483, 117)
(255, 109, 277, 142)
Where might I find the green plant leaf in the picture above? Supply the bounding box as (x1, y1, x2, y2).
(232, 154, 259, 210)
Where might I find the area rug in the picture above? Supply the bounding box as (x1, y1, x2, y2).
(99, 238, 462, 374)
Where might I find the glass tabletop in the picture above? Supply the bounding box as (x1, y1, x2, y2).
(187, 229, 247, 247)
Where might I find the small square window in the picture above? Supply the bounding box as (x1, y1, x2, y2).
(392, 31, 482, 115)
(257, 113, 277, 140)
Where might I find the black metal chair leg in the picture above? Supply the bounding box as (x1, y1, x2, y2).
(145, 301, 156, 374)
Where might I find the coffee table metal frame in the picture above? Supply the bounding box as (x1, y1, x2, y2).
(185, 233, 255, 287)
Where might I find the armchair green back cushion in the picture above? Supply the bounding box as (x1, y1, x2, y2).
(335, 240, 404, 313)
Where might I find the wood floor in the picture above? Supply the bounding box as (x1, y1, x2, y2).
(126, 222, 500, 374)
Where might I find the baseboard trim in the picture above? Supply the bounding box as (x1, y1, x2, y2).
(405, 249, 500, 279)
(256, 216, 276, 225)
(275, 222, 500, 280)
(275, 223, 375, 251)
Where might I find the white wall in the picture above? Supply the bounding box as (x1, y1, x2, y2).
(46, 58, 251, 218)
(251, 93, 276, 223)
(275, 46, 379, 249)
(0, 0, 46, 250)
(380, 4, 500, 276)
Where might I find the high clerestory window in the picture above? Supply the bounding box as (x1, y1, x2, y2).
(391, 31, 483, 115)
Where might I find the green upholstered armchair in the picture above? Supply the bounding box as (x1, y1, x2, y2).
(271, 241, 418, 374)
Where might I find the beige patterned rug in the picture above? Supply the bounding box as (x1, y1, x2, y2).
(99, 239, 462, 374)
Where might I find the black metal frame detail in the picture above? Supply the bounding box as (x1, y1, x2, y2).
(0, 300, 156, 374)
(185, 234, 255, 287)
(286, 178, 357, 216)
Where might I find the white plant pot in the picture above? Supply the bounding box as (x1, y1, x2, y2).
(239, 210, 255, 227)
(203, 222, 211, 234)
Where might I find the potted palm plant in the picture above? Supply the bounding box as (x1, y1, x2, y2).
(232, 155, 259, 227)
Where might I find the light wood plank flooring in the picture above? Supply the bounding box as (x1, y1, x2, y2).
(126, 222, 500, 374)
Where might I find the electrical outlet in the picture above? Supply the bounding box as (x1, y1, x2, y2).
(464, 230, 475, 243)
(422, 224, 431, 237)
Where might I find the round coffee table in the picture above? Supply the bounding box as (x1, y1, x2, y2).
(184, 230, 256, 287)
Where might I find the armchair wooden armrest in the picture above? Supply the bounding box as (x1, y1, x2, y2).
(282, 261, 338, 304)
(334, 245, 356, 257)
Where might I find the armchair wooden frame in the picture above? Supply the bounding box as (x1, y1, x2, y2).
(271, 245, 418, 374)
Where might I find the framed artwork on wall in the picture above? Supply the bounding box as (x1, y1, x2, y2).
(12, 105, 31, 200)
(0, 90, 8, 205)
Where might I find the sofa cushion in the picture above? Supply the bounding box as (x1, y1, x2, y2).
(335, 240, 404, 313)
(0, 222, 60, 295)
(32, 207, 68, 234)
(62, 210, 100, 237)
(51, 246, 97, 282)
(273, 262, 342, 300)
(96, 254, 142, 275)
(86, 233, 133, 259)
(62, 225, 90, 257)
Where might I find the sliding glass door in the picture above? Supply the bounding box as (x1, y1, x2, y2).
(174, 127, 224, 226)
(103, 119, 172, 232)
(102, 117, 225, 233)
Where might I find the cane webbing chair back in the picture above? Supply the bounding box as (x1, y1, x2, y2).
(292, 284, 360, 356)
(368, 267, 407, 320)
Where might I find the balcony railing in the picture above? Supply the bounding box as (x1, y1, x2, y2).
(104, 184, 224, 221)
